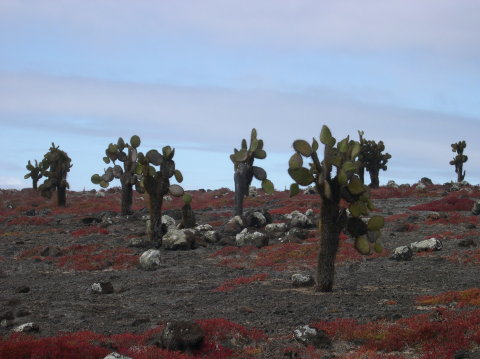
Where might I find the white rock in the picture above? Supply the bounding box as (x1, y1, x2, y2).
(163, 195, 173, 202)
(285, 210, 313, 228)
(139, 249, 161, 270)
(228, 216, 244, 227)
(163, 229, 192, 250)
(13, 322, 39, 333)
(390, 246, 413, 261)
(265, 223, 287, 233)
(103, 353, 132, 359)
(410, 238, 442, 252)
(292, 273, 315, 287)
(416, 183, 427, 190)
(95, 192, 106, 198)
(195, 224, 214, 233)
(305, 209, 315, 218)
(235, 229, 267, 247)
(293, 325, 331, 348)
(387, 180, 399, 188)
(249, 186, 258, 197)
(162, 215, 176, 231)
(204, 230, 219, 243)
(252, 211, 267, 227)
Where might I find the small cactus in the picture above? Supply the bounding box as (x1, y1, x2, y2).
(38, 143, 72, 207)
(136, 145, 184, 247)
(450, 141, 467, 182)
(289, 125, 385, 292)
(230, 129, 274, 216)
(24, 160, 43, 190)
(91, 135, 141, 215)
(180, 193, 196, 229)
(358, 132, 391, 188)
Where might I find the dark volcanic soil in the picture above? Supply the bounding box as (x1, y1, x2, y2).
(1, 188, 480, 357)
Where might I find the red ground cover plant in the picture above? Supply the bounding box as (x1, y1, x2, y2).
(212, 273, 268, 292)
(17, 244, 137, 271)
(385, 213, 410, 222)
(416, 288, 480, 307)
(445, 249, 480, 265)
(313, 308, 480, 359)
(0, 319, 265, 359)
(211, 233, 387, 271)
(71, 226, 109, 237)
(423, 212, 479, 226)
(6, 216, 51, 226)
(409, 195, 474, 211)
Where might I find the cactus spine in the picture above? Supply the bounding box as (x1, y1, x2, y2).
(358, 133, 391, 188)
(137, 145, 184, 247)
(24, 160, 43, 190)
(289, 125, 385, 292)
(38, 143, 72, 207)
(450, 141, 467, 182)
(230, 128, 274, 216)
(91, 136, 141, 215)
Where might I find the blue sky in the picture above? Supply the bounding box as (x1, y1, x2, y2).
(1, 1, 480, 191)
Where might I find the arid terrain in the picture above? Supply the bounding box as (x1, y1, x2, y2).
(1, 184, 480, 359)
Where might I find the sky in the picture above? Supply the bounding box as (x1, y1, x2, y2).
(1, 0, 480, 191)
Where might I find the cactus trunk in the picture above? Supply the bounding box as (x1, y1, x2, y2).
(456, 166, 465, 182)
(181, 203, 196, 228)
(316, 200, 343, 292)
(148, 192, 163, 247)
(32, 179, 38, 190)
(57, 186, 66, 207)
(234, 163, 252, 216)
(369, 169, 380, 189)
(121, 182, 133, 216)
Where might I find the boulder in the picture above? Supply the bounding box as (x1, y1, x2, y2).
(472, 200, 480, 215)
(292, 273, 315, 287)
(285, 210, 314, 229)
(303, 186, 316, 195)
(224, 216, 244, 235)
(195, 224, 214, 233)
(235, 229, 268, 248)
(13, 322, 39, 333)
(249, 186, 258, 197)
(127, 237, 152, 248)
(91, 281, 114, 294)
(204, 231, 219, 243)
(293, 325, 331, 349)
(387, 180, 399, 188)
(416, 183, 427, 190)
(162, 215, 177, 231)
(420, 177, 433, 186)
(410, 238, 442, 252)
(265, 223, 287, 233)
(139, 249, 161, 270)
(163, 229, 194, 250)
(390, 246, 413, 261)
(155, 321, 204, 351)
(103, 353, 132, 359)
(305, 209, 315, 218)
(243, 211, 268, 228)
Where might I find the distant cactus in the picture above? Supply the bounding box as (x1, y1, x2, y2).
(137, 145, 184, 247)
(357, 131, 366, 182)
(289, 125, 385, 292)
(91, 135, 141, 215)
(180, 193, 196, 229)
(358, 134, 391, 188)
(38, 143, 72, 206)
(450, 141, 467, 182)
(24, 160, 43, 190)
(230, 129, 274, 216)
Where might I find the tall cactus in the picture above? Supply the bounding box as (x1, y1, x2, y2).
(38, 143, 72, 207)
(288, 125, 385, 292)
(180, 193, 196, 229)
(450, 141, 467, 183)
(91, 135, 141, 215)
(24, 160, 43, 190)
(230, 128, 274, 216)
(359, 136, 391, 189)
(137, 145, 184, 247)
(356, 131, 366, 183)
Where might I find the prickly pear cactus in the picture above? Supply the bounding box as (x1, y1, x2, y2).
(180, 193, 196, 229)
(24, 160, 44, 190)
(358, 134, 391, 188)
(450, 141, 467, 182)
(136, 145, 185, 246)
(91, 135, 142, 215)
(288, 125, 385, 292)
(38, 143, 72, 206)
(230, 128, 274, 215)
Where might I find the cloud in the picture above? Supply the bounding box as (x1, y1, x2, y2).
(2, 71, 480, 190)
(1, 0, 479, 56)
